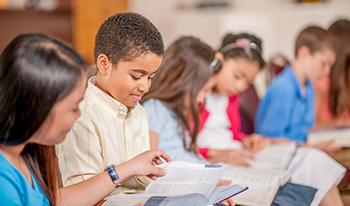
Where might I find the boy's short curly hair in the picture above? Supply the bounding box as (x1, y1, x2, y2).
(94, 12, 164, 65)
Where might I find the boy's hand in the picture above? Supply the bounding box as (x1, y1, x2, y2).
(117, 150, 172, 181)
(242, 133, 271, 153)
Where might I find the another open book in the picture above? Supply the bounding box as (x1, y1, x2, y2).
(102, 161, 248, 206)
(219, 142, 296, 206)
(307, 128, 350, 147)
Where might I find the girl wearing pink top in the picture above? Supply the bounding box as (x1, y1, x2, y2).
(314, 19, 350, 129)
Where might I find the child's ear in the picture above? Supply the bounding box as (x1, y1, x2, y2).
(96, 54, 111, 75)
(297, 45, 311, 60)
(216, 52, 224, 64)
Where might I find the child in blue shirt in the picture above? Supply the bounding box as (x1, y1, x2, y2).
(255, 26, 338, 149)
(142, 34, 344, 206)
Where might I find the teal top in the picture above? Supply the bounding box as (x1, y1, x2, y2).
(0, 151, 50, 206)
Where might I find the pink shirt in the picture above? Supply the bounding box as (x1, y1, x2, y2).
(314, 76, 350, 122)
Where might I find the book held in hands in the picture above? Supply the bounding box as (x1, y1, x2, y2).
(102, 161, 248, 206)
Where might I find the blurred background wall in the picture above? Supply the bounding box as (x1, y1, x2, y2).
(0, 0, 127, 64)
(0, 0, 349, 93)
(130, 0, 350, 63)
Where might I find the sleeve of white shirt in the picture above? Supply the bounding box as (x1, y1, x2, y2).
(56, 118, 103, 186)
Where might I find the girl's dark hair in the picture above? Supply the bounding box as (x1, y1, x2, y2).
(141, 36, 221, 152)
(328, 19, 350, 117)
(219, 33, 265, 69)
(0, 33, 88, 205)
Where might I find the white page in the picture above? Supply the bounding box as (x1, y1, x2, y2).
(219, 165, 290, 206)
(307, 128, 350, 147)
(245, 142, 297, 170)
(220, 165, 289, 187)
(146, 161, 228, 200)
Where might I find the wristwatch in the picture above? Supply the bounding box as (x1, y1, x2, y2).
(104, 164, 122, 187)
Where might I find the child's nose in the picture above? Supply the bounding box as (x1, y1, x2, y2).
(325, 65, 331, 76)
(138, 79, 150, 93)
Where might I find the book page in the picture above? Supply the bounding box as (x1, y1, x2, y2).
(145, 161, 228, 200)
(103, 185, 248, 206)
(307, 128, 350, 147)
(220, 165, 290, 206)
(245, 142, 297, 170)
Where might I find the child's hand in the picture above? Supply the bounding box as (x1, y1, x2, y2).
(207, 149, 254, 166)
(226, 150, 254, 166)
(116, 150, 172, 181)
(242, 133, 271, 153)
(305, 139, 342, 156)
(335, 118, 350, 128)
(217, 180, 235, 206)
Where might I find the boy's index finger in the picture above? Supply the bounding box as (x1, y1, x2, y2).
(155, 150, 172, 162)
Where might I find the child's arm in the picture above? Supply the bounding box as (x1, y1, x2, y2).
(149, 131, 159, 150)
(241, 133, 271, 153)
(56, 150, 172, 206)
(314, 87, 326, 125)
(205, 149, 254, 166)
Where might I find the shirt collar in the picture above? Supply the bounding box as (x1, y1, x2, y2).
(85, 76, 138, 119)
(284, 65, 313, 99)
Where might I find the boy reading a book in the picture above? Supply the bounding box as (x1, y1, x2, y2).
(255, 26, 337, 150)
(255, 26, 345, 205)
(56, 12, 164, 195)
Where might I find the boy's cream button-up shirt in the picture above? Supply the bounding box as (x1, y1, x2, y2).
(56, 76, 150, 195)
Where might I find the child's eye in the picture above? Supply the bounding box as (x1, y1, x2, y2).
(148, 76, 154, 81)
(132, 75, 141, 80)
(234, 74, 241, 79)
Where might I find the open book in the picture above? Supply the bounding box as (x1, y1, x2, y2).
(245, 142, 297, 169)
(219, 142, 296, 206)
(307, 128, 350, 147)
(102, 161, 248, 206)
